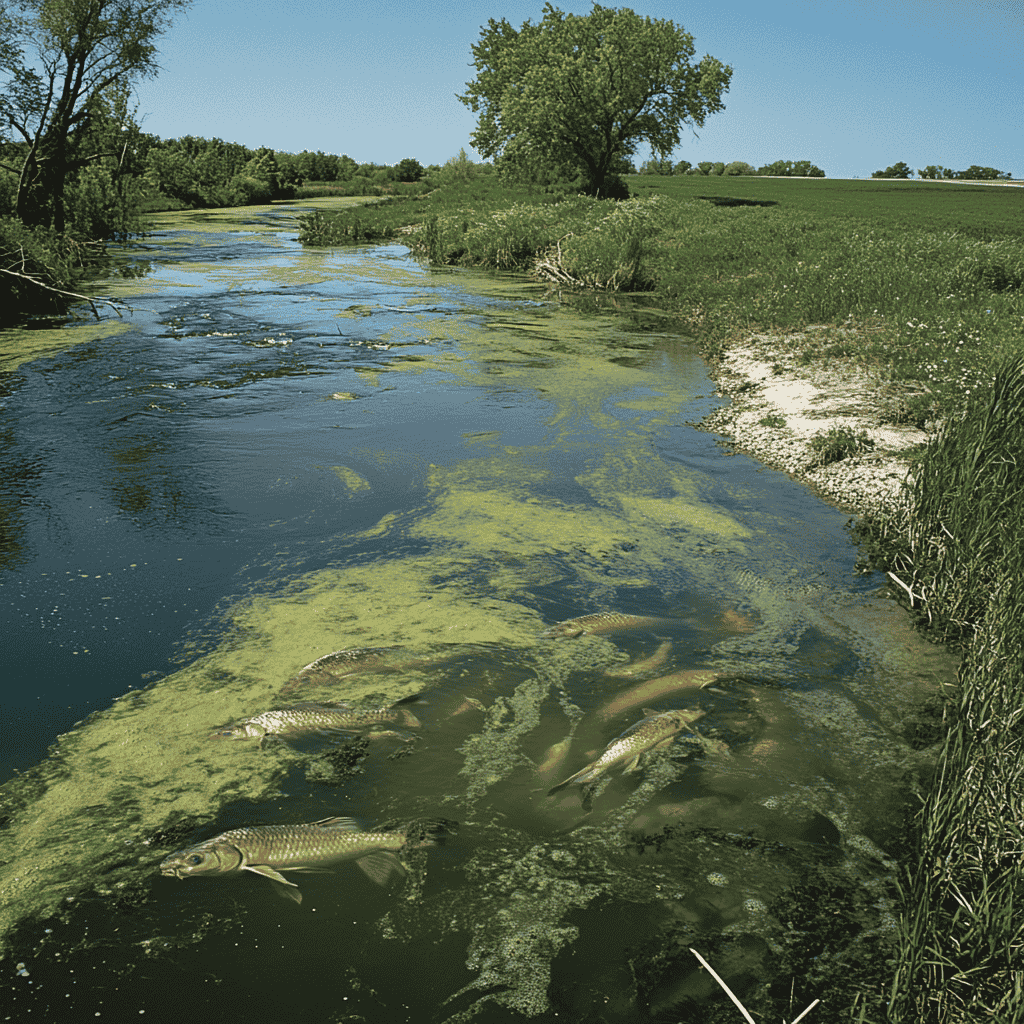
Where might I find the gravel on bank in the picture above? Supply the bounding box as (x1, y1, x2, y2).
(698, 331, 927, 516)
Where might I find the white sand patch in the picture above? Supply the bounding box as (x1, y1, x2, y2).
(701, 333, 929, 515)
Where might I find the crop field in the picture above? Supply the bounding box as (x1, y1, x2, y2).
(629, 173, 1024, 240)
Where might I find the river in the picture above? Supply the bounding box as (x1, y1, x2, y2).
(0, 202, 956, 1022)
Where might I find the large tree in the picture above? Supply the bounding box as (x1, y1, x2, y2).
(459, 3, 732, 198)
(0, 0, 190, 232)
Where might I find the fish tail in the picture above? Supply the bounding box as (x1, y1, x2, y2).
(375, 817, 457, 849)
(393, 692, 426, 727)
(546, 762, 601, 797)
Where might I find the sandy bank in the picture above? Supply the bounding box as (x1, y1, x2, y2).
(699, 331, 927, 516)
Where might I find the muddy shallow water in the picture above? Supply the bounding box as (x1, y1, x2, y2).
(0, 203, 956, 1022)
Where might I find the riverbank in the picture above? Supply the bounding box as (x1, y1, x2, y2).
(696, 327, 926, 516)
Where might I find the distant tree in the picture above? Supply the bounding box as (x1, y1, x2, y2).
(638, 157, 673, 175)
(396, 157, 424, 182)
(0, 0, 192, 232)
(697, 161, 715, 175)
(684, 164, 703, 174)
(710, 161, 725, 175)
(955, 165, 1011, 181)
(335, 154, 358, 181)
(458, 2, 732, 198)
(918, 165, 947, 179)
(673, 159, 691, 174)
(724, 160, 756, 175)
(791, 159, 825, 177)
(872, 162, 912, 178)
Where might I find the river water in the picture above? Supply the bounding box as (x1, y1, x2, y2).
(0, 203, 955, 1022)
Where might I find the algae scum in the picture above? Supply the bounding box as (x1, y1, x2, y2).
(0, 204, 955, 1022)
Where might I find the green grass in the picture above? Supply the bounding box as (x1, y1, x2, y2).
(629, 173, 1024, 241)
(855, 355, 1024, 1022)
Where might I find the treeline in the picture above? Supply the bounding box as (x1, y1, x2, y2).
(141, 137, 446, 209)
(636, 158, 826, 177)
(873, 161, 1014, 181)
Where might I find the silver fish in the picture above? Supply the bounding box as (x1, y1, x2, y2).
(540, 612, 679, 639)
(282, 645, 461, 693)
(546, 708, 704, 796)
(212, 694, 424, 742)
(160, 816, 455, 903)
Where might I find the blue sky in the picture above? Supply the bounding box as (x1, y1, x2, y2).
(133, 0, 1023, 179)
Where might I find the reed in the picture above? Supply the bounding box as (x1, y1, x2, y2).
(857, 355, 1024, 1021)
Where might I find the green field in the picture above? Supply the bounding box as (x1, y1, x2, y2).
(629, 173, 1024, 240)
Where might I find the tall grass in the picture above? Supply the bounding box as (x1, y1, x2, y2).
(858, 356, 1024, 1021)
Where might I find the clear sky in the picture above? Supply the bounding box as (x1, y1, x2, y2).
(133, 0, 1023, 180)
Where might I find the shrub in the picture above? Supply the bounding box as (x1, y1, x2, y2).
(809, 426, 874, 465)
(724, 161, 757, 176)
(397, 158, 424, 182)
(872, 162, 912, 179)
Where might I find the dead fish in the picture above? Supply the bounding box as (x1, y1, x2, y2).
(211, 694, 424, 743)
(160, 816, 456, 904)
(595, 669, 720, 723)
(541, 612, 680, 639)
(282, 645, 462, 693)
(603, 640, 674, 679)
(546, 708, 704, 796)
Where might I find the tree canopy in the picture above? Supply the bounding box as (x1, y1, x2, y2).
(458, 3, 732, 198)
(0, 0, 190, 231)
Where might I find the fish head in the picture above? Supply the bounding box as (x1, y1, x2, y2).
(660, 708, 706, 733)
(208, 721, 262, 741)
(160, 840, 242, 879)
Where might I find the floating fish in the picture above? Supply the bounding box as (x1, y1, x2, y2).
(211, 694, 425, 743)
(546, 708, 704, 797)
(281, 645, 462, 693)
(160, 816, 456, 903)
(541, 612, 681, 639)
(603, 640, 674, 679)
(595, 669, 720, 723)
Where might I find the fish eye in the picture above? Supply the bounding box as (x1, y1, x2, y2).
(186, 854, 204, 866)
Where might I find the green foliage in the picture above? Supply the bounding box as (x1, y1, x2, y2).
(639, 158, 674, 176)
(673, 159, 692, 175)
(873, 161, 913, 179)
(459, 3, 732, 198)
(0, 0, 192, 232)
(724, 161, 756, 176)
(0, 215, 82, 321)
(396, 157, 424, 182)
(757, 413, 787, 427)
(757, 159, 826, 177)
(808, 426, 874, 466)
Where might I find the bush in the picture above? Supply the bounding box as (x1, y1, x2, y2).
(724, 161, 757, 176)
(808, 426, 874, 466)
(1, 216, 82, 322)
(397, 158, 424, 182)
(228, 174, 274, 205)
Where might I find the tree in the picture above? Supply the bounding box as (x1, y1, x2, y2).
(872, 162, 912, 179)
(0, 0, 191, 232)
(458, 3, 732, 199)
(396, 157, 423, 182)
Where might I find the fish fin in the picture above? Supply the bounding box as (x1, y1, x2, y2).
(393, 691, 426, 707)
(546, 762, 601, 796)
(310, 815, 363, 830)
(243, 863, 294, 886)
(271, 880, 303, 904)
(373, 818, 458, 847)
(397, 709, 421, 728)
(355, 852, 406, 887)
(622, 754, 643, 774)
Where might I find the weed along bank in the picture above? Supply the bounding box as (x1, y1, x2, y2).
(1, 176, 1019, 1022)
